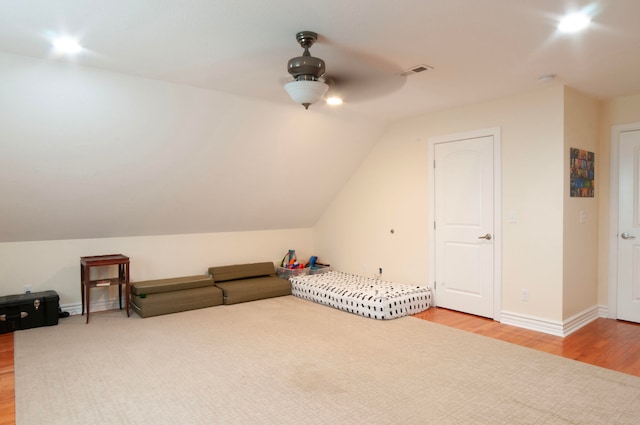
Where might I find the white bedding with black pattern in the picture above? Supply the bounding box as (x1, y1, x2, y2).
(290, 271, 432, 320)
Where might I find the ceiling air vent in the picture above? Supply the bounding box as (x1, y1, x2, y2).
(400, 64, 434, 77)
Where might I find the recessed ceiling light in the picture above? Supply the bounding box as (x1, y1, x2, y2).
(52, 37, 83, 54)
(326, 96, 343, 106)
(558, 12, 591, 33)
(538, 74, 556, 82)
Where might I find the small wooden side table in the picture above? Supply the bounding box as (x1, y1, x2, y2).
(80, 254, 130, 324)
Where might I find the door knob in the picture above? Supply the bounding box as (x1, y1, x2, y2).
(478, 233, 492, 240)
(621, 232, 636, 240)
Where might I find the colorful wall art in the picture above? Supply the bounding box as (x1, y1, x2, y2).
(570, 148, 595, 197)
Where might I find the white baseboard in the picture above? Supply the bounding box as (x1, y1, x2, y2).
(501, 305, 601, 337)
(562, 305, 600, 336)
(500, 311, 565, 336)
(597, 304, 608, 318)
(61, 298, 123, 316)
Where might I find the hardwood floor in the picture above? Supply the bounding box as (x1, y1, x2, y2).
(413, 307, 640, 377)
(0, 310, 638, 425)
(0, 333, 15, 425)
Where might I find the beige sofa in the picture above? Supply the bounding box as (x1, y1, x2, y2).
(130, 262, 291, 317)
(208, 262, 291, 305)
(130, 275, 223, 318)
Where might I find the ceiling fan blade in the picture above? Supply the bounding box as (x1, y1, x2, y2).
(324, 72, 407, 102)
(318, 42, 408, 102)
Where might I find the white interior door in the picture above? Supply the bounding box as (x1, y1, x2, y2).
(434, 136, 495, 318)
(617, 129, 640, 323)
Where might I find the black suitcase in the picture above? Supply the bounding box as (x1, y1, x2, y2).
(0, 290, 59, 334)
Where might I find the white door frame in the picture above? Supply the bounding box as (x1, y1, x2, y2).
(608, 122, 640, 319)
(427, 127, 502, 320)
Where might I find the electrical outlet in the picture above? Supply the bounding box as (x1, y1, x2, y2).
(24, 285, 32, 294)
(521, 289, 529, 301)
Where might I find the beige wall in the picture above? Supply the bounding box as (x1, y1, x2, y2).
(562, 87, 600, 319)
(315, 84, 566, 322)
(6, 67, 636, 326)
(0, 228, 313, 312)
(0, 52, 383, 242)
(597, 94, 640, 308)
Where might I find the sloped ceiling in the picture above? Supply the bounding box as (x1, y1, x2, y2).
(1, 0, 639, 242)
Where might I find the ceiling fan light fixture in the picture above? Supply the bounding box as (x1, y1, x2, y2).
(284, 80, 329, 109)
(326, 96, 343, 106)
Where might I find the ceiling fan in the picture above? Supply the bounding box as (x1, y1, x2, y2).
(284, 31, 329, 109)
(283, 31, 408, 110)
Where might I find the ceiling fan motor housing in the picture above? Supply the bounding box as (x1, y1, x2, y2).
(287, 31, 325, 81)
(287, 56, 325, 80)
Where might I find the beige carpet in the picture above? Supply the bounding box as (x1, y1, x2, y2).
(14, 296, 640, 424)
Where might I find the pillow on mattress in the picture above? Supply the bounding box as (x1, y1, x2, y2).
(208, 262, 275, 282)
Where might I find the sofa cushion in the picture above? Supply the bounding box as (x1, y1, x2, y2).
(208, 262, 275, 282)
(215, 276, 291, 305)
(131, 275, 214, 296)
(130, 285, 223, 318)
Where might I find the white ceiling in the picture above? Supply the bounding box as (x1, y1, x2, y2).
(1, 0, 640, 243)
(1, 0, 639, 122)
